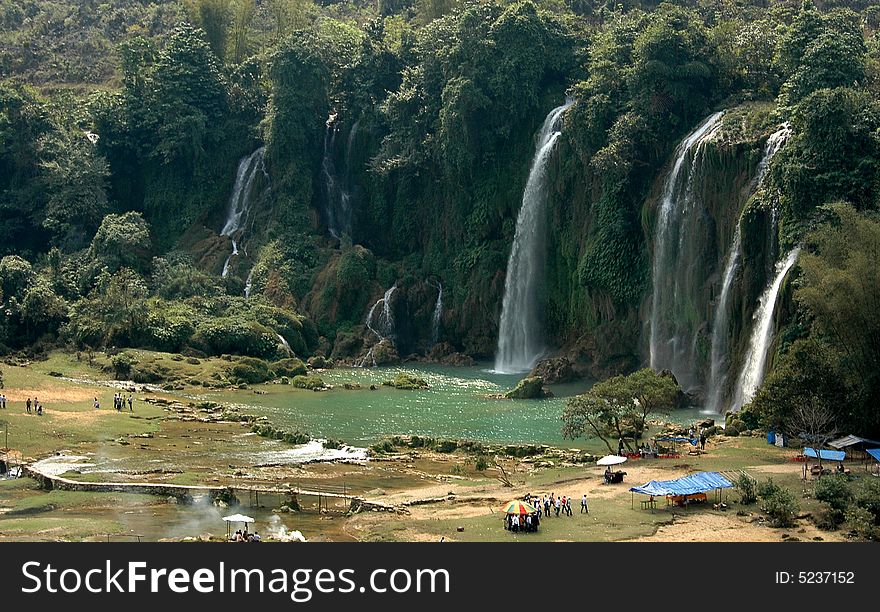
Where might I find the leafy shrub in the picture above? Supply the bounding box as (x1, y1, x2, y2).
(229, 357, 274, 384)
(814, 475, 853, 526)
(474, 455, 489, 471)
(272, 358, 307, 378)
(758, 479, 800, 527)
(735, 473, 758, 505)
(845, 506, 880, 540)
(370, 440, 396, 454)
(291, 375, 325, 390)
(382, 373, 429, 390)
(111, 352, 136, 379)
(852, 477, 880, 526)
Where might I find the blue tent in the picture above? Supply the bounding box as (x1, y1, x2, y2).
(867, 448, 880, 463)
(803, 447, 845, 462)
(630, 471, 733, 497)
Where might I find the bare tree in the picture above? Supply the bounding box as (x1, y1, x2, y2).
(492, 458, 512, 488)
(788, 396, 839, 470)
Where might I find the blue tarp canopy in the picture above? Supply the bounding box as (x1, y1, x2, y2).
(630, 471, 733, 496)
(867, 448, 880, 463)
(804, 447, 846, 461)
(656, 436, 691, 442)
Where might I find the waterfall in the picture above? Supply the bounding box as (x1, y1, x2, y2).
(648, 111, 724, 391)
(221, 147, 267, 279)
(731, 247, 801, 412)
(276, 333, 292, 354)
(358, 284, 397, 367)
(431, 282, 443, 346)
(705, 124, 792, 412)
(494, 99, 573, 374)
(321, 113, 355, 240)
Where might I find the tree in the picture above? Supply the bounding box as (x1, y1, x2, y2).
(774, 89, 880, 218)
(562, 368, 679, 451)
(778, 32, 866, 107)
(230, 0, 256, 64)
(90, 212, 152, 274)
(788, 397, 838, 469)
(185, 0, 233, 62)
(39, 131, 110, 249)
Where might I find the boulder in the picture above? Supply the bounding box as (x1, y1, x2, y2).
(529, 357, 578, 384)
(503, 376, 549, 399)
(307, 355, 333, 370)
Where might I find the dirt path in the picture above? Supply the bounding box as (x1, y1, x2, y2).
(633, 510, 847, 542)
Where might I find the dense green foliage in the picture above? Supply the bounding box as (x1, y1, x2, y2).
(2, 0, 880, 439)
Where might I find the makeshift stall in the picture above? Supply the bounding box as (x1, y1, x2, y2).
(630, 471, 733, 512)
(223, 513, 255, 540)
(802, 447, 846, 479)
(597, 455, 628, 484)
(867, 448, 880, 476)
(654, 436, 697, 458)
(829, 435, 880, 466)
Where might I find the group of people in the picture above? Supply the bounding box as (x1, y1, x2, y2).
(112, 393, 133, 412)
(505, 512, 539, 532)
(25, 397, 43, 416)
(534, 493, 589, 517)
(230, 529, 261, 542)
(505, 493, 589, 533)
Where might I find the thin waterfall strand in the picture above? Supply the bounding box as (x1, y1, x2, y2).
(731, 247, 801, 411)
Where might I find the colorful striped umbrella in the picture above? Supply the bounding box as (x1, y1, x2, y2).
(503, 500, 537, 515)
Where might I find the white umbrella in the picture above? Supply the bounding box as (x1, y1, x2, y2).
(223, 514, 255, 539)
(596, 455, 628, 467)
(223, 514, 255, 523)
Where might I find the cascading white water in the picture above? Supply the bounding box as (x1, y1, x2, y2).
(276, 333, 292, 354)
(494, 100, 573, 374)
(358, 284, 398, 367)
(221, 147, 267, 278)
(705, 124, 792, 412)
(730, 247, 801, 411)
(648, 112, 724, 390)
(321, 114, 356, 240)
(431, 282, 443, 346)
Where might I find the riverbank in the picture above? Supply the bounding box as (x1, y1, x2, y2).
(0, 350, 861, 542)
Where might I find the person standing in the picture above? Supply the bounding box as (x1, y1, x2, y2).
(618, 437, 625, 456)
(26, 398, 32, 413)
(94, 397, 100, 410)
(127, 395, 133, 412)
(699, 429, 707, 451)
(544, 496, 550, 517)
(554, 496, 561, 517)
(581, 494, 589, 514)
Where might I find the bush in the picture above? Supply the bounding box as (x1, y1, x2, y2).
(845, 506, 880, 540)
(474, 455, 489, 471)
(758, 479, 800, 527)
(852, 477, 880, 525)
(230, 357, 274, 384)
(382, 373, 429, 390)
(111, 352, 136, 379)
(370, 439, 396, 454)
(736, 473, 758, 505)
(814, 475, 853, 526)
(291, 375, 325, 390)
(273, 358, 307, 378)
